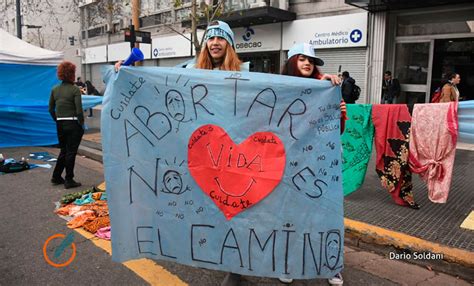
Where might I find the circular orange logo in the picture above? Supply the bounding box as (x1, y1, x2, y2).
(43, 233, 76, 268)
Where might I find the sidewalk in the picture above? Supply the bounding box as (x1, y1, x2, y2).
(1, 145, 471, 285)
(344, 150, 473, 265)
(79, 109, 474, 281)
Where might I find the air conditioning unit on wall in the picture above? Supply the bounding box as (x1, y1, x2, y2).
(249, 1, 268, 8)
(78, 0, 98, 8)
(120, 18, 130, 30)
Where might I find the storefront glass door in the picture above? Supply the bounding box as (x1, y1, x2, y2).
(432, 38, 474, 101)
(394, 7, 474, 103)
(394, 41, 433, 104)
(239, 52, 280, 74)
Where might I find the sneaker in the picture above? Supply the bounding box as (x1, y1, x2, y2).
(221, 272, 241, 286)
(328, 273, 343, 285)
(278, 277, 293, 284)
(51, 177, 65, 185)
(64, 180, 82, 189)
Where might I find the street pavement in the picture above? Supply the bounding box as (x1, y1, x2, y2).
(0, 145, 472, 285)
(80, 115, 474, 270)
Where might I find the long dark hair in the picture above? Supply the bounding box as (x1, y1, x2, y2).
(85, 80, 99, 95)
(442, 72, 459, 86)
(281, 55, 322, 79)
(446, 72, 459, 81)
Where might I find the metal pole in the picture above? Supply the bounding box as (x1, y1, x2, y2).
(16, 0, 22, 39)
(79, 6, 85, 80)
(107, 0, 113, 45)
(191, 0, 199, 54)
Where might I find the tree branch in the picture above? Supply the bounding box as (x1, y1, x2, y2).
(163, 24, 191, 41)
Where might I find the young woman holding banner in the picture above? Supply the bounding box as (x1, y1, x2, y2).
(282, 43, 347, 134)
(116, 20, 250, 286)
(115, 21, 247, 72)
(280, 43, 345, 285)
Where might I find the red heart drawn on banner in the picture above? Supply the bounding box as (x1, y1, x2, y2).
(188, 124, 286, 220)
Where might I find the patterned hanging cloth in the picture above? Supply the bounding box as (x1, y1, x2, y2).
(409, 102, 458, 203)
(372, 104, 419, 209)
(342, 104, 375, 196)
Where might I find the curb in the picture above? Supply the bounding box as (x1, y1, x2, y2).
(344, 218, 474, 268)
(77, 143, 102, 163)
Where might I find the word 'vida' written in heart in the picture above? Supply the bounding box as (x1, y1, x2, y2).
(188, 125, 286, 220)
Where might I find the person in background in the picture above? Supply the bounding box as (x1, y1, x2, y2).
(85, 80, 101, 117)
(341, 71, 356, 104)
(281, 42, 345, 285)
(85, 80, 101, 96)
(49, 61, 84, 189)
(382, 71, 401, 104)
(440, 72, 461, 102)
(75, 76, 86, 94)
(75, 76, 85, 88)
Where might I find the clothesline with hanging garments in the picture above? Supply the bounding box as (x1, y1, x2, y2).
(341, 100, 474, 208)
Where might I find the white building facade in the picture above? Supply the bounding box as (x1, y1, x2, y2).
(0, 0, 82, 74)
(44, 0, 473, 103)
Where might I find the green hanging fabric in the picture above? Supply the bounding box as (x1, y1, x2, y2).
(341, 104, 374, 196)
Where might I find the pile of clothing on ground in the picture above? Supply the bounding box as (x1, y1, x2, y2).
(0, 151, 55, 174)
(54, 182, 111, 240)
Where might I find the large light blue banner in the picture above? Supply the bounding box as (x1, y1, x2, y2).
(459, 100, 474, 144)
(102, 66, 344, 279)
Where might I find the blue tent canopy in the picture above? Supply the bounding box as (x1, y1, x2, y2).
(0, 29, 102, 148)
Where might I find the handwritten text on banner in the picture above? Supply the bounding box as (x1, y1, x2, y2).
(101, 66, 344, 279)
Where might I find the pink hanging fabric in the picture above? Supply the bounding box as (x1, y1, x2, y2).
(409, 102, 458, 203)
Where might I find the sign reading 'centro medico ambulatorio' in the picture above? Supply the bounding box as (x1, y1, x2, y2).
(282, 13, 368, 50)
(152, 34, 192, 59)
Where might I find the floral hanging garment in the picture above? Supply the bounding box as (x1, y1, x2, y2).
(372, 104, 419, 209)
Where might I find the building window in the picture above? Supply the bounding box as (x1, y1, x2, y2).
(394, 42, 429, 85)
(397, 8, 474, 37)
(141, 11, 173, 27)
(176, 7, 192, 22)
(113, 22, 120, 33)
(155, 0, 172, 11)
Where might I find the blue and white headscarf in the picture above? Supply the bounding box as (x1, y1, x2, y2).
(204, 21, 235, 48)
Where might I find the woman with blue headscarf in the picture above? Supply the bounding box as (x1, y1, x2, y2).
(116, 21, 248, 72)
(191, 20, 246, 71)
(115, 20, 249, 286)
